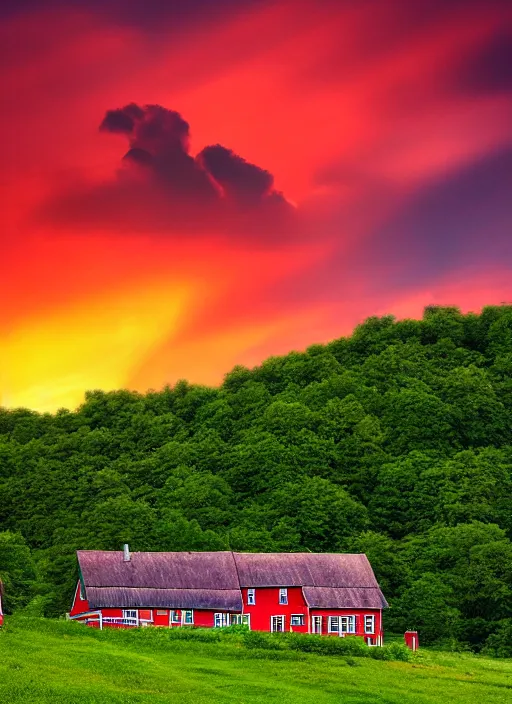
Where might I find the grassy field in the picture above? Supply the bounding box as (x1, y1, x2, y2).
(1, 617, 511, 703)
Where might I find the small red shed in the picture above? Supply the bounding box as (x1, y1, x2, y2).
(69, 547, 387, 643)
(404, 630, 419, 651)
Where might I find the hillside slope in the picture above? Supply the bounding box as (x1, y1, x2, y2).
(0, 305, 511, 651)
(1, 618, 511, 704)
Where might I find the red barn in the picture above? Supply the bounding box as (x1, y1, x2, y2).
(69, 546, 387, 644)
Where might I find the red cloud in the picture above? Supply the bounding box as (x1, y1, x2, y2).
(1, 0, 511, 410)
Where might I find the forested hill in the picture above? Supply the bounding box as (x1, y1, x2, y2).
(1, 305, 512, 653)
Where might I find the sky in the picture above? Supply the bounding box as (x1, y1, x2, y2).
(1, 0, 511, 412)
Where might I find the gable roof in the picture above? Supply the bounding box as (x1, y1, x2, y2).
(77, 550, 243, 611)
(232, 552, 380, 589)
(303, 587, 388, 609)
(76, 550, 387, 611)
(78, 550, 239, 590)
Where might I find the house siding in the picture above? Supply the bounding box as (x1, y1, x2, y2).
(309, 607, 383, 642)
(242, 587, 309, 633)
(70, 551, 387, 639)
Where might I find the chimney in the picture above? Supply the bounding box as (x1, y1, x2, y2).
(123, 544, 131, 562)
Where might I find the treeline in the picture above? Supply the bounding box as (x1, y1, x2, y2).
(0, 305, 511, 654)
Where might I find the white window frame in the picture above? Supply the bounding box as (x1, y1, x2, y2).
(311, 615, 322, 634)
(170, 610, 181, 624)
(364, 615, 375, 634)
(247, 589, 256, 605)
(290, 614, 305, 627)
(214, 612, 230, 628)
(230, 614, 250, 627)
(279, 588, 288, 605)
(271, 615, 286, 632)
(340, 615, 356, 634)
(328, 616, 340, 633)
(122, 610, 138, 626)
(182, 609, 194, 625)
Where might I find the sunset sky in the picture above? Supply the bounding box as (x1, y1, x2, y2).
(2, 0, 511, 412)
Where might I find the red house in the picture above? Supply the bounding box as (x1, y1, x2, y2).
(70, 547, 387, 644)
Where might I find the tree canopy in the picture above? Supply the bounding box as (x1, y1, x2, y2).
(1, 304, 511, 652)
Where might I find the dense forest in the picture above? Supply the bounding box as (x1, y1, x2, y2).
(1, 305, 511, 654)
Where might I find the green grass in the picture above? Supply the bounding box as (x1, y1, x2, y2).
(1, 617, 511, 703)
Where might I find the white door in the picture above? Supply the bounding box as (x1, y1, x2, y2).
(311, 615, 322, 634)
(271, 615, 285, 632)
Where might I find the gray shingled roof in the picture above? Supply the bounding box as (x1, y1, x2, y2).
(303, 586, 388, 609)
(78, 550, 240, 590)
(77, 550, 386, 611)
(87, 587, 242, 611)
(233, 552, 380, 588)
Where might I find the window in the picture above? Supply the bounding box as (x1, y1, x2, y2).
(311, 615, 322, 634)
(271, 615, 285, 632)
(364, 615, 375, 634)
(170, 610, 180, 623)
(214, 613, 230, 628)
(247, 589, 255, 605)
(328, 616, 340, 633)
(279, 588, 288, 605)
(290, 614, 304, 626)
(230, 614, 250, 626)
(182, 610, 194, 625)
(156, 610, 167, 616)
(122, 610, 138, 625)
(341, 616, 356, 634)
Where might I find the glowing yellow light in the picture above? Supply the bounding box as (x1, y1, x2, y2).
(2, 279, 195, 412)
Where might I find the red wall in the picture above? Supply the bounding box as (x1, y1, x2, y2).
(70, 581, 383, 642)
(70, 582, 89, 617)
(309, 608, 382, 642)
(70, 584, 239, 630)
(242, 587, 309, 633)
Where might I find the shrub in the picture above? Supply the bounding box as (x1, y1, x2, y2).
(242, 630, 285, 650)
(287, 633, 369, 657)
(482, 620, 512, 658)
(163, 627, 222, 643)
(369, 642, 411, 661)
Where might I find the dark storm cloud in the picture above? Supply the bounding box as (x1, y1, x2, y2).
(199, 145, 274, 202)
(38, 103, 295, 238)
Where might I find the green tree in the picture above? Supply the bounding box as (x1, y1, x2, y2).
(0, 531, 37, 612)
(390, 573, 461, 644)
(268, 476, 369, 552)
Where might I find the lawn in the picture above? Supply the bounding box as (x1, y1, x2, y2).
(1, 617, 511, 703)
